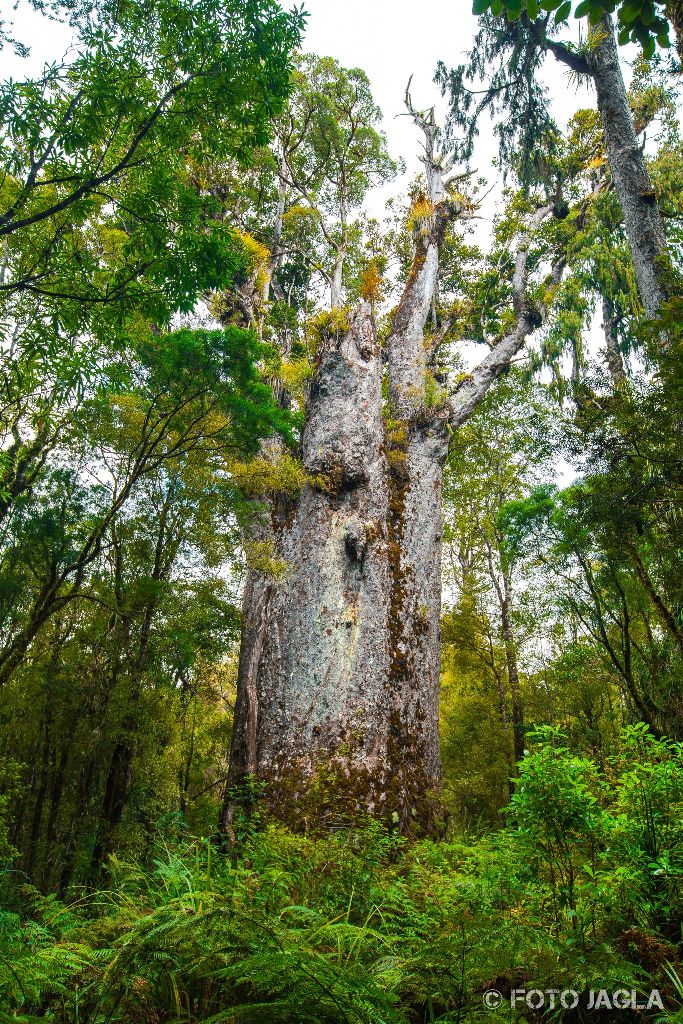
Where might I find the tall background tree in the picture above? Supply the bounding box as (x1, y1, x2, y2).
(0, 0, 303, 884)
(438, 0, 683, 327)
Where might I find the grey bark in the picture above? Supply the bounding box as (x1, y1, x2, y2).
(223, 99, 557, 837)
(223, 100, 457, 834)
(448, 204, 560, 427)
(329, 194, 347, 310)
(330, 249, 345, 310)
(587, 17, 668, 320)
(262, 165, 288, 306)
(223, 306, 408, 831)
(665, 1, 683, 63)
(535, 15, 670, 322)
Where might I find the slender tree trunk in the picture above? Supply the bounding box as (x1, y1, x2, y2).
(330, 255, 344, 310)
(43, 745, 68, 888)
(587, 17, 669, 320)
(329, 196, 347, 310)
(262, 164, 288, 307)
(628, 544, 683, 657)
(57, 754, 96, 894)
(178, 678, 198, 814)
(484, 541, 524, 766)
(500, 573, 524, 765)
(601, 294, 627, 387)
(89, 741, 134, 879)
(24, 723, 50, 877)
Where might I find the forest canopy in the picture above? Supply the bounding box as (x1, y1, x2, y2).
(0, 0, 682, 1020)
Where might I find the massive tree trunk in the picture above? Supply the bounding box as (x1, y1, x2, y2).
(223, 282, 448, 832)
(223, 100, 558, 838)
(223, 105, 456, 836)
(224, 305, 412, 831)
(382, 155, 456, 831)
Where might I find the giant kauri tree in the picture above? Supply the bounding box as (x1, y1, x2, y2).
(222, 86, 568, 835)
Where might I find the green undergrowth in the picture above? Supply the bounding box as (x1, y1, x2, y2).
(1, 727, 682, 1023)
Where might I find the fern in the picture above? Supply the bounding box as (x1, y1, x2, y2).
(2, 737, 682, 1022)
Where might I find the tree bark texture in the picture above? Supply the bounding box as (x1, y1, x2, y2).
(665, 1, 683, 63)
(223, 104, 555, 837)
(224, 135, 458, 835)
(223, 295, 446, 834)
(587, 17, 669, 320)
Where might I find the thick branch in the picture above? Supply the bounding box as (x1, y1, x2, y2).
(527, 17, 590, 76)
(449, 205, 558, 429)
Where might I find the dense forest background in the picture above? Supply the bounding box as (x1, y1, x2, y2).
(0, 0, 682, 1020)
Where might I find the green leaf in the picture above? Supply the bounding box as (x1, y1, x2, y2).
(574, 0, 594, 17)
(620, 1, 643, 24)
(554, 0, 572, 22)
(526, 0, 539, 20)
(472, 0, 492, 13)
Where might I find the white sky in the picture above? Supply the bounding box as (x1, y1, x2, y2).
(299, 0, 593, 203)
